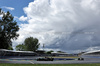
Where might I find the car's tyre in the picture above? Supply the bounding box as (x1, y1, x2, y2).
(78, 58, 80, 60)
(78, 58, 84, 60)
(81, 58, 84, 60)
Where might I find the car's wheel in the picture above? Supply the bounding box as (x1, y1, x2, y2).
(81, 58, 84, 60)
(78, 58, 80, 60)
(78, 58, 84, 60)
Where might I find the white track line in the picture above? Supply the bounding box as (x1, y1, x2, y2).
(29, 61, 34, 64)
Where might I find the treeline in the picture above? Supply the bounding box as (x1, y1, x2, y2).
(0, 9, 40, 51)
(16, 37, 40, 51)
(0, 9, 19, 50)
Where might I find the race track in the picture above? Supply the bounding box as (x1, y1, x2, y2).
(0, 56, 100, 64)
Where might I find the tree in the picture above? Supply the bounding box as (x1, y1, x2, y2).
(8, 46, 13, 50)
(46, 50, 54, 54)
(15, 44, 26, 51)
(0, 9, 19, 49)
(24, 37, 40, 51)
(57, 51, 65, 53)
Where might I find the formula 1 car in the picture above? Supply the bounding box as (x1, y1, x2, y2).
(36, 57, 54, 61)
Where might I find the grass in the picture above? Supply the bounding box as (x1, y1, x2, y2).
(0, 64, 100, 66)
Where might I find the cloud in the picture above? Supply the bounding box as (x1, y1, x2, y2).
(13, 0, 100, 53)
(19, 16, 27, 21)
(0, 14, 3, 18)
(2, 6, 15, 11)
(14, 16, 19, 20)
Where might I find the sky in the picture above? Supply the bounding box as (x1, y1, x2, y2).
(0, 0, 100, 53)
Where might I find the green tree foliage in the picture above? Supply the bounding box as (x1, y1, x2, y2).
(57, 51, 65, 53)
(46, 50, 54, 54)
(0, 9, 19, 49)
(15, 44, 26, 51)
(24, 37, 40, 51)
(8, 46, 13, 50)
(15, 37, 40, 51)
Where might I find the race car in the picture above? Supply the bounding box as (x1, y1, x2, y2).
(36, 57, 54, 61)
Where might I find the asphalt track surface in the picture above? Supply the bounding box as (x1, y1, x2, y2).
(0, 57, 100, 64)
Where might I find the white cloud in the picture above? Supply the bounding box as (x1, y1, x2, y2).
(14, 16, 19, 20)
(0, 14, 3, 18)
(13, 0, 100, 53)
(19, 16, 27, 21)
(2, 6, 15, 11)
